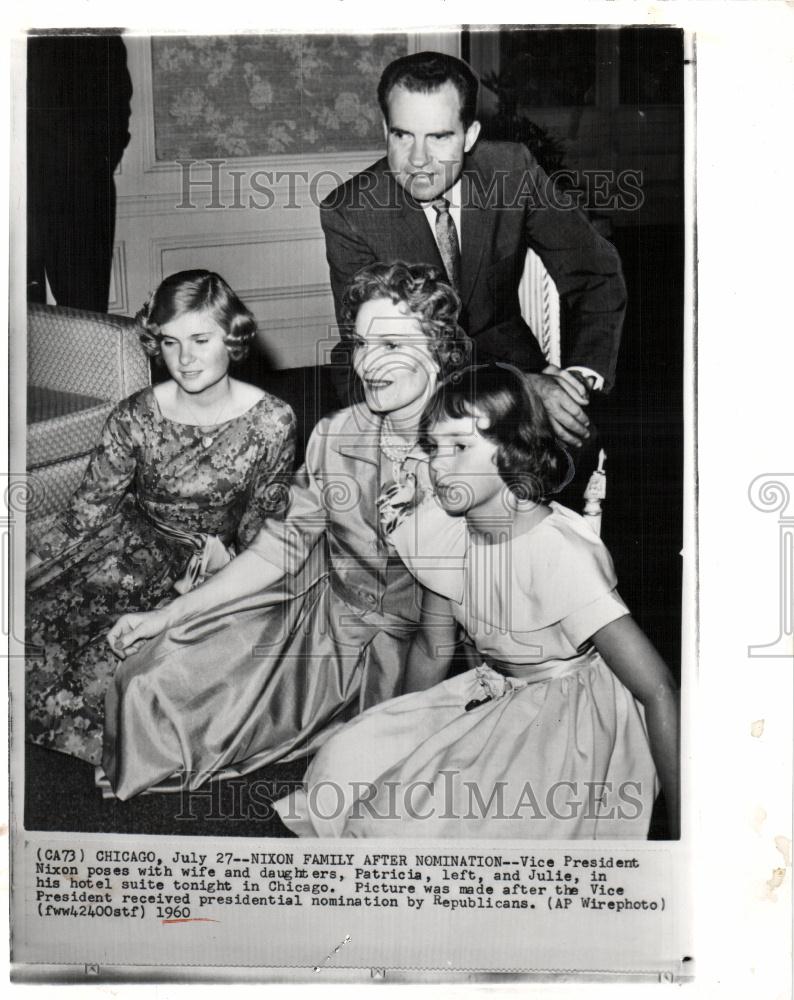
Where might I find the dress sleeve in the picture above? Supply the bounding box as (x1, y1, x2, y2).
(519, 512, 630, 648)
(33, 398, 138, 561)
(559, 590, 630, 651)
(245, 418, 330, 575)
(235, 401, 297, 552)
(389, 494, 468, 603)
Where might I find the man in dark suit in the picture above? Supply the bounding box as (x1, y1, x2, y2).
(321, 51, 626, 449)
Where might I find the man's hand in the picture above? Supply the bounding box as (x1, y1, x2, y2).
(107, 608, 172, 659)
(527, 368, 591, 448)
(557, 367, 596, 398)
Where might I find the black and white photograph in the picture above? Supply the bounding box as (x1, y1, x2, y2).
(22, 24, 684, 839)
(6, 2, 792, 989)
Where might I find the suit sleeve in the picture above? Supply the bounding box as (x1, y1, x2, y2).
(519, 146, 627, 392)
(321, 197, 383, 404)
(320, 198, 378, 329)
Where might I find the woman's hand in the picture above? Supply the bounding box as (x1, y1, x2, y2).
(107, 608, 172, 659)
(107, 547, 285, 661)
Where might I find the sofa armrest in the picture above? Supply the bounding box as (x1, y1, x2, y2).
(28, 303, 150, 400)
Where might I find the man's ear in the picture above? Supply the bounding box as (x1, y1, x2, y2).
(463, 119, 481, 154)
(382, 117, 390, 143)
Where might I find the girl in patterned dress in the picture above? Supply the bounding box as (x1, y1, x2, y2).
(25, 270, 296, 764)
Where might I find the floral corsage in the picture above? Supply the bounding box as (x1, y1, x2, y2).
(376, 473, 422, 537)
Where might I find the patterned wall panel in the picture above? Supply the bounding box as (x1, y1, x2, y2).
(151, 34, 408, 160)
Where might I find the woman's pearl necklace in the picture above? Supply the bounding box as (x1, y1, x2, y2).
(379, 425, 415, 481)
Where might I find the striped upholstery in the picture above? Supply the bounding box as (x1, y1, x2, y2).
(518, 248, 561, 367)
(26, 304, 151, 540)
(519, 253, 606, 536)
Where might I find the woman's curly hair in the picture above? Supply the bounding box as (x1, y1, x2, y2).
(340, 261, 472, 379)
(421, 363, 574, 501)
(136, 269, 257, 362)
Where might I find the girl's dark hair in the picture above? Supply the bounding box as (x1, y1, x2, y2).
(136, 269, 257, 362)
(421, 363, 573, 500)
(340, 260, 471, 378)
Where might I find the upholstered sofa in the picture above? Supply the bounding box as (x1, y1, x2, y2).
(25, 304, 151, 547)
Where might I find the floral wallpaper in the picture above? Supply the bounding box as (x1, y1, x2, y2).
(151, 34, 408, 159)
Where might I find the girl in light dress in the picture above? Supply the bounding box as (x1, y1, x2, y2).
(104, 262, 471, 799)
(275, 363, 680, 839)
(25, 269, 296, 765)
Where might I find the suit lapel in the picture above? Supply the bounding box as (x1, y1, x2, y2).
(369, 161, 494, 306)
(335, 404, 381, 466)
(336, 438, 380, 466)
(394, 187, 445, 273)
(372, 165, 445, 272)
(460, 163, 494, 310)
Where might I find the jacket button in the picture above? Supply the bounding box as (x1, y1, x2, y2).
(363, 592, 377, 608)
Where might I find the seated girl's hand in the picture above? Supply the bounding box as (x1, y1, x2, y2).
(107, 609, 172, 659)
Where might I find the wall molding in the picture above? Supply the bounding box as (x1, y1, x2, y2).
(147, 227, 327, 284)
(117, 151, 381, 216)
(148, 226, 325, 252)
(241, 283, 330, 305)
(107, 243, 129, 316)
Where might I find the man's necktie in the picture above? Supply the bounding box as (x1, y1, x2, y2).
(431, 197, 461, 290)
